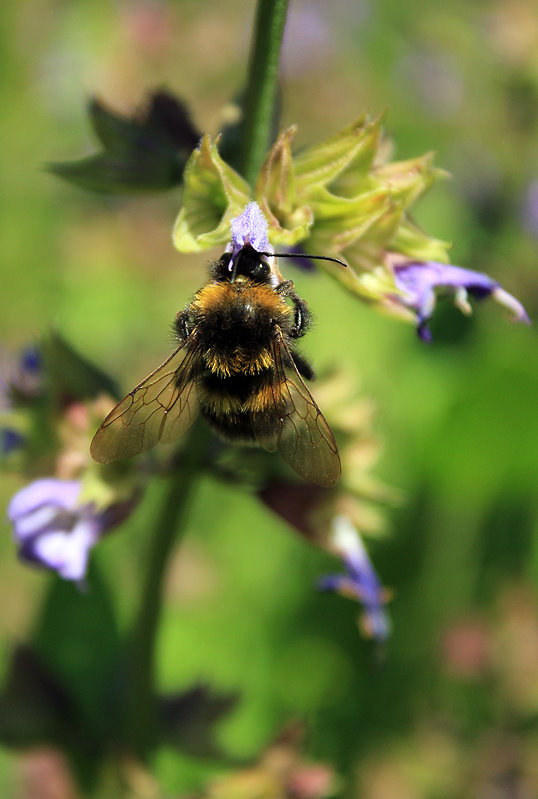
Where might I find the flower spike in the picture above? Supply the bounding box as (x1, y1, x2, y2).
(319, 515, 391, 642)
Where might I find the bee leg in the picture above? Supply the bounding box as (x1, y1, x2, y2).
(276, 282, 311, 338)
(175, 309, 193, 342)
(292, 351, 315, 380)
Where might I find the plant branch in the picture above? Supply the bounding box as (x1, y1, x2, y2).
(124, 422, 209, 758)
(240, 0, 290, 184)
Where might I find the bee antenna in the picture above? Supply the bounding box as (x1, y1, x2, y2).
(260, 251, 348, 268)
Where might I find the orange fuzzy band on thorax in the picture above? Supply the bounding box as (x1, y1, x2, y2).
(188, 280, 294, 380)
(192, 281, 292, 320)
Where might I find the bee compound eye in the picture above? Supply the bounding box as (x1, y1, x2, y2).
(251, 260, 270, 281)
(212, 252, 232, 280)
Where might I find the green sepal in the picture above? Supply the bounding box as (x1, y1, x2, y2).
(373, 153, 447, 208)
(309, 195, 404, 261)
(339, 202, 406, 272)
(293, 115, 382, 193)
(172, 135, 251, 252)
(391, 219, 451, 263)
(253, 127, 313, 245)
(257, 197, 314, 247)
(305, 187, 396, 255)
(315, 258, 417, 323)
(255, 126, 297, 215)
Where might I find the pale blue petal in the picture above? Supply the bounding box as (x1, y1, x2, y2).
(8, 479, 80, 520)
(32, 517, 99, 582)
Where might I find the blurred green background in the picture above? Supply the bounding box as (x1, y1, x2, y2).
(1, 0, 537, 796)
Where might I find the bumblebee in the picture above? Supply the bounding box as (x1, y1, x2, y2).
(91, 243, 341, 487)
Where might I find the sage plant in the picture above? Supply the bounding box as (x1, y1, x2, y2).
(1, 0, 530, 795)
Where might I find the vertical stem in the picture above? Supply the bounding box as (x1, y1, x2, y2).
(125, 423, 208, 758)
(240, 0, 290, 184)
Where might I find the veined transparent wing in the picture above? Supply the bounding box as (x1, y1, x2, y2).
(90, 340, 200, 463)
(254, 330, 341, 487)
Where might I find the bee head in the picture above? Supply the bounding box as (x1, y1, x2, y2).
(214, 244, 271, 284)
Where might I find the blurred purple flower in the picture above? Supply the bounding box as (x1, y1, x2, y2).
(19, 346, 42, 374)
(7, 479, 103, 585)
(286, 244, 317, 273)
(0, 344, 43, 409)
(1, 428, 26, 455)
(392, 261, 530, 341)
(318, 515, 391, 641)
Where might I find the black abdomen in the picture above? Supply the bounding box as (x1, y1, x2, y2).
(199, 369, 281, 443)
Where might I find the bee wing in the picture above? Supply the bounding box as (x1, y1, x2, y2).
(90, 340, 201, 463)
(254, 331, 341, 488)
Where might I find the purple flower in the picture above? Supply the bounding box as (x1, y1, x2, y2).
(1, 428, 26, 455)
(19, 346, 42, 375)
(7, 479, 103, 584)
(228, 202, 272, 269)
(0, 344, 43, 409)
(318, 515, 391, 641)
(392, 261, 530, 341)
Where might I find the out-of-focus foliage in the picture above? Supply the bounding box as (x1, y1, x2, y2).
(48, 92, 200, 194)
(1, 0, 537, 797)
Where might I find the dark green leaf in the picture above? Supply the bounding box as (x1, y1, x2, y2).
(140, 90, 201, 151)
(43, 331, 119, 402)
(88, 98, 144, 150)
(158, 685, 238, 756)
(48, 153, 184, 194)
(48, 90, 200, 195)
(0, 646, 73, 747)
(31, 561, 122, 743)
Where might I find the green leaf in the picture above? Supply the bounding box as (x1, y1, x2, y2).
(88, 97, 144, 150)
(47, 152, 185, 194)
(158, 685, 238, 756)
(43, 331, 119, 403)
(48, 91, 200, 195)
(31, 561, 122, 744)
(0, 646, 74, 747)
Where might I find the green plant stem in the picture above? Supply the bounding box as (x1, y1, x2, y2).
(240, 0, 290, 184)
(125, 422, 208, 758)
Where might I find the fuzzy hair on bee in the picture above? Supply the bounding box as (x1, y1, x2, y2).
(91, 203, 341, 487)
